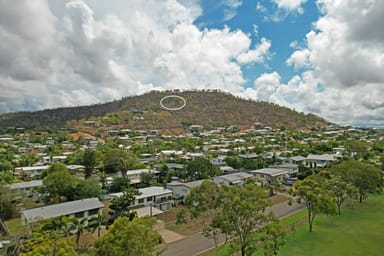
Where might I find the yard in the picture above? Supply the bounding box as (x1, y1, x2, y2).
(200, 193, 384, 256)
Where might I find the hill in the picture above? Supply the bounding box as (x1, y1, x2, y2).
(0, 90, 330, 131)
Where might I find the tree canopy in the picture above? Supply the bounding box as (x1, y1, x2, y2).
(330, 160, 383, 203)
(90, 217, 162, 256)
(290, 174, 336, 232)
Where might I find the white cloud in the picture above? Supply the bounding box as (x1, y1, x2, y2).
(222, 0, 243, 21)
(271, 0, 307, 12)
(286, 48, 311, 69)
(277, 0, 384, 126)
(0, 0, 269, 114)
(237, 38, 272, 64)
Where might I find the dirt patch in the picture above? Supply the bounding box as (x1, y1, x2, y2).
(269, 193, 290, 205)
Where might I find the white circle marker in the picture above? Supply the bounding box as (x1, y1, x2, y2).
(160, 95, 186, 111)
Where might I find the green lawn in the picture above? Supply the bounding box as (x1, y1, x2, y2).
(279, 194, 384, 256)
(201, 193, 384, 256)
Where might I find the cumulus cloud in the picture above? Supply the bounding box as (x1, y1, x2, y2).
(280, 0, 384, 126)
(222, 0, 243, 21)
(256, 0, 307, 22)
(0, 0, 269, 114)
(271, 0, 307, 13)
(237, 38, 272, 64)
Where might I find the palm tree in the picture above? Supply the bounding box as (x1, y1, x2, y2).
(69, 217, 87, 250)
(88, 212, 105, 238)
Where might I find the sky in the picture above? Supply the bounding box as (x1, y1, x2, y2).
(0, 0, 384, 127)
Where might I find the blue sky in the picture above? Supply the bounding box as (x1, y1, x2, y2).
(0, 0, 384, 127)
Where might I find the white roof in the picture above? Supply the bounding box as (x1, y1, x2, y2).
(8, 180, 43, 190)
(16, 165, 50, 172)
(306, 154, 336, 161)
(215, 172, 253, 182)
(126, 169, 151, 176)
(22, 198, 103, 222)
(110, 186, 173, 200)
(250, 168, 288, 176)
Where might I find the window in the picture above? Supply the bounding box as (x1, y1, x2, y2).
(147, 197, 153, 202)
(138, 198, 144, 204)
(75, 211, 84, 218)
(89, 208, 99, 216)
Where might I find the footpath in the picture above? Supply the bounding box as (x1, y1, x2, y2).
(162, 200, 305, 256)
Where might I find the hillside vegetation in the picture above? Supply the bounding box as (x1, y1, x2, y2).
(0, 90, 330, 131)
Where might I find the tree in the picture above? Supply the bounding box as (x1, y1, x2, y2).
(0, 160, 13, 172)
(0, 183, 16, 220)
(43, 168, 78, 202)
(139, 172, 155, 188)
(90, 217, 162, 256)
(289, 174, 336, 232)
(185, 157, 221, 181)
(103, 149, 137, 174)
(109, 177, 130, 193)
(186, 182, 284, 256)
(83, 149, 97, 178)
(74, 178, 102, 200)
(109, 187, 140, 219)
(330, 160, 383, 203)
(88, 211, 106, 238)
(218, 184, 282, 256)
(158, 164, 169, 184)
(19, 218, 77, 256)
(326, 176, 357, 215)
(69, 217, 87, 250)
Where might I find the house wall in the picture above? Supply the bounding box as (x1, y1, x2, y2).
(131, 193, 173, 211)
(167, 185, 190, 198)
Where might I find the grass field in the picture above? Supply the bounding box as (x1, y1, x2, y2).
(201, 193, 384, 256)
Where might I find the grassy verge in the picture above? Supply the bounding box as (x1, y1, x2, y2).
(200, 193, 384, 256)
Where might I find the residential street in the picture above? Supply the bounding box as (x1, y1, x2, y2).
(163, 200, 305, 256)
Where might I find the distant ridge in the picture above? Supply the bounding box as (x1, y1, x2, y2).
(0, 90, 330, 131)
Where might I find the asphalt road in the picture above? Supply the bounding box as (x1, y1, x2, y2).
(163, 200, 305, 256)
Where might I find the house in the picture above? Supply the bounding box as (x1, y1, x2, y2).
(166, 179, 205, 201)
(125, 169, 158, 186)
(271, 164, 299, 177)
(305, 154, 337, 168)
(14, 165, 50, 180)
(109, 186, 173, 211)
(220, 166, 235, 173)
(7, 180, 43, 201)
(67, 165, 86, 177)
(211, 157, 226, 166)
(21, 198, 104, 225)
(286, 156, 306, 165)
(249, 168, 288, 184)
(213, 172, 254, 186)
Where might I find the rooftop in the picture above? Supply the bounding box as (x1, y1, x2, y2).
(22, 198, 103, 222)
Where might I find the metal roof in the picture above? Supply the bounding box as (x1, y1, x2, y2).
(8, 180, 43, 190)
(250, 168, 288, 176)
(22, 198, 103, 222)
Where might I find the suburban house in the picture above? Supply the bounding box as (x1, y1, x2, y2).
(305, 154, 338, 168)
(249, 168, 288, 184)
(7, 180, 43, 201)
(14, 165, 50, 180)
(21, 198, 104, 225)
(271, 164, 299, 177)
(67, 165, 85, 177)
(125, 169, 159, 186)
(286, 156, 306, 165)
(166, 179, 205, 201)
(109, 186, 173, 212)
(211, 157, 226, 166)
(213, 172, 254, 186)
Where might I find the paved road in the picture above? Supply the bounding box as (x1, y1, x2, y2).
(163, 201, 305, 256)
